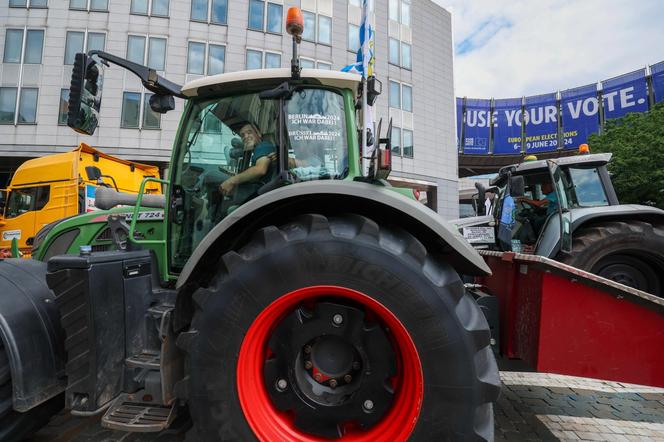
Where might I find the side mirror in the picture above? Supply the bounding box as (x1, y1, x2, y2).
(367, 76, 382, 106)
(149, 94, 175, 114)
(509, 176, 525, 198)
(85, 166, 102, 181)
(475, 182, 487, 215)
(68, 53, 105, 136)
(368, 118, 392, 180)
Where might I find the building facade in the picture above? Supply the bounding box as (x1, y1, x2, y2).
(0, 0, 459, 217)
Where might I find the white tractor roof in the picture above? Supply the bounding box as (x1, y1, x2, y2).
(181, 68, 362, 97)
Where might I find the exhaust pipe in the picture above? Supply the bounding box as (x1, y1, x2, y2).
(95, 187, 165, 210)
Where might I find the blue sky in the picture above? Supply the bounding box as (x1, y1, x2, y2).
(436, 0, 664, 98)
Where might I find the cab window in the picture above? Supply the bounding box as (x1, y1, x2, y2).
(567, 167, 609, 207)
(4, 186, 50, 218)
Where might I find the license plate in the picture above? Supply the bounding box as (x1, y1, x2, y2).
(463, 226, 495, 244)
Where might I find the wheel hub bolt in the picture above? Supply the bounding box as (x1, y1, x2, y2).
(363, 400, 374, 412)
(304, 360, 313, 370)
(314, 373, 322, 382)
(344, 374, 352, 383)
(329, 379, 338, 388)
(332, 314, 343, 325)
(276, 379, 288, 392)
(304, 345, 312, 354)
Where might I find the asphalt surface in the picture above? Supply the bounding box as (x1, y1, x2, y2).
(29, 371, 664, 441)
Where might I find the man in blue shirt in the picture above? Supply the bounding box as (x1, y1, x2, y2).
(520, 181, 559, 216)
(220, 123, 276, 197)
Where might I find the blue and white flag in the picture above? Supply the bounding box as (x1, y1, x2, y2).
(342, 0, 375, 78)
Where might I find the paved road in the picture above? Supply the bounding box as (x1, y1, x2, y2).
(30, 371, 664, 441)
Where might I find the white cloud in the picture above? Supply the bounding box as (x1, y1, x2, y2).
(433, 0, 664, 98)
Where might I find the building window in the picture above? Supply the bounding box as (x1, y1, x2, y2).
(318, 15, 331, 44)
(121, 92, 160, 129)
(64, 31, 105, 65)
(389, 80, 413, 112)
(187, 42, 225, 75)
(348, 24, 360, 53)
(0, 87, 38, 125)
(302, 11, 315, 41)
(191, 0, 228, 24)
(246, 49, 281, 70)
(348, 0, 360, 6)
(403, 129, 413, 157)
(389, 80, 400, 109)
(300, 58, 314, 69)
(9, 0, 47, 8)
(131, 0, 169, 17)
(388, 38, 399, 65)
(266, 3, 283, 33)
(389, 0, 410, 25)
(389, 38, 411, 69)
(391, 126, 401, 156)
(3, 29, 44, 64)
(127, 35, 166, 70)
(58, 89, 69, 125)
(317, 61, 331, 70)
(69, 0, 108, 12)
(401, 42, 411, 69)
(301, 8, 331, 45)
(248, 1, 282, 33)
(402, 84, 412, 112)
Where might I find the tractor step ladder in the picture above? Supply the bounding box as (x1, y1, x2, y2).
(101, 390, 176, 432)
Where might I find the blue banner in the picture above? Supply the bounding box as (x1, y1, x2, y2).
(652, 61, 664, 104)
(601, 69, 648, 120)
(524, 93, 559, 153)
(560, 83, 600, 150)
(493, 98, 523, 155)
(456, 97, 463, 150)
(462, 98, 491, 154)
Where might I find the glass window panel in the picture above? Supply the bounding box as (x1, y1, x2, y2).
(9, 0, 27, 7)
(4, 30, 23, 64)
(191, 0, 207, 21)
(18, 88, 38, 123)
(348, 24, 360, 52)
(318, 15, 331, 44)
(248, 0, 264, 30)
(208, 45, 225, 75)
(187, 42, 205, 74)
(58, 89, 69, 125)
(300, 58, 314, 69)
(87, 32, 105, 52)
(302, 11, 315, 41)
(30, 0, 48, 5)
(403, 129, 413, 157)
(265, 52, 280, 68)
(24, 30, 44, 64)
(389, 0, 398, 21)
(143, 94, 161, 128)
(70, 0, 86, 9)
(152, 0, 169, 16)
(90, 0, 108, 10)
(211, 0, 227, 23)
(64, 31, 85, 65)
(349, 0, 360, 6)
(401, 0, 410, 26)
(401, 42, 411, 69)
(148, 37, 166, 70)
(121, 92, 141, 128)
(317, 62, 331, 70)
(391, 126, 401, 155)
(266, 3, 282, 33)
(246, 49, 262, 70)
(127, 35, 146, 64)
(388, 38, 399, 65)
(389, 81, 400, 108)
(0, 88, 17, 124)
(402, 84, 412, 112)
(131, 0, 148, 14)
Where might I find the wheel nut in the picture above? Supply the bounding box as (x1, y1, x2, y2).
(332, 314, 344, 325)
(314, 373, 322, 382)
(304, 345, 312, 354)
(329, 379, 338, 388)
(363, 400, 374, 412)
(276, 379, 288, 392)
(344, 374, 352, 383)
(304, 360, 313, 370)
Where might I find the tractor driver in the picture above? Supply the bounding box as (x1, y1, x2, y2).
(219, 122, 276, 197)
(518, 181, 559, 233)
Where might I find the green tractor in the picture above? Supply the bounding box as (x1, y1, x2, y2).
(0, 11, 499, 441)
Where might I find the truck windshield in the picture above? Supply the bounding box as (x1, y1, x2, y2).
(4, 186, 50, 219)
(169, 87, 349, 270)
(567, 167, 609, 207)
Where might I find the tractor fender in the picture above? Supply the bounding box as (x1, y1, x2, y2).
(0, 259, 66, 411)
(177, 180, 491, 289)
(537, 204, 664, 258)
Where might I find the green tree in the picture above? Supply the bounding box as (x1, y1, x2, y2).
(588, 101, 664, 208)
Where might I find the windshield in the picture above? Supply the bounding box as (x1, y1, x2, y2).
(567, 167, 609, 207)
(4, 186, 50, 219)
(169, 86, 349, 270)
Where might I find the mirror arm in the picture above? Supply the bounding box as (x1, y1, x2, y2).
(88, 50, 185, 99)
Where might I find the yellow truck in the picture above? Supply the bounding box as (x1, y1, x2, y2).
(0, 143, 161, 256)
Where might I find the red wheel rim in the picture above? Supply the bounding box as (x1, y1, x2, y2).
(237, 285, 423, 441)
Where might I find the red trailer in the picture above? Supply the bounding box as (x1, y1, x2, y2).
(475, 251, 664, 388)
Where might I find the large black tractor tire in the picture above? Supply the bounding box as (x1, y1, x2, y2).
(0, 341, 64, 442)
(179, 214, 500, 441)
(559, 220, 664, 296)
